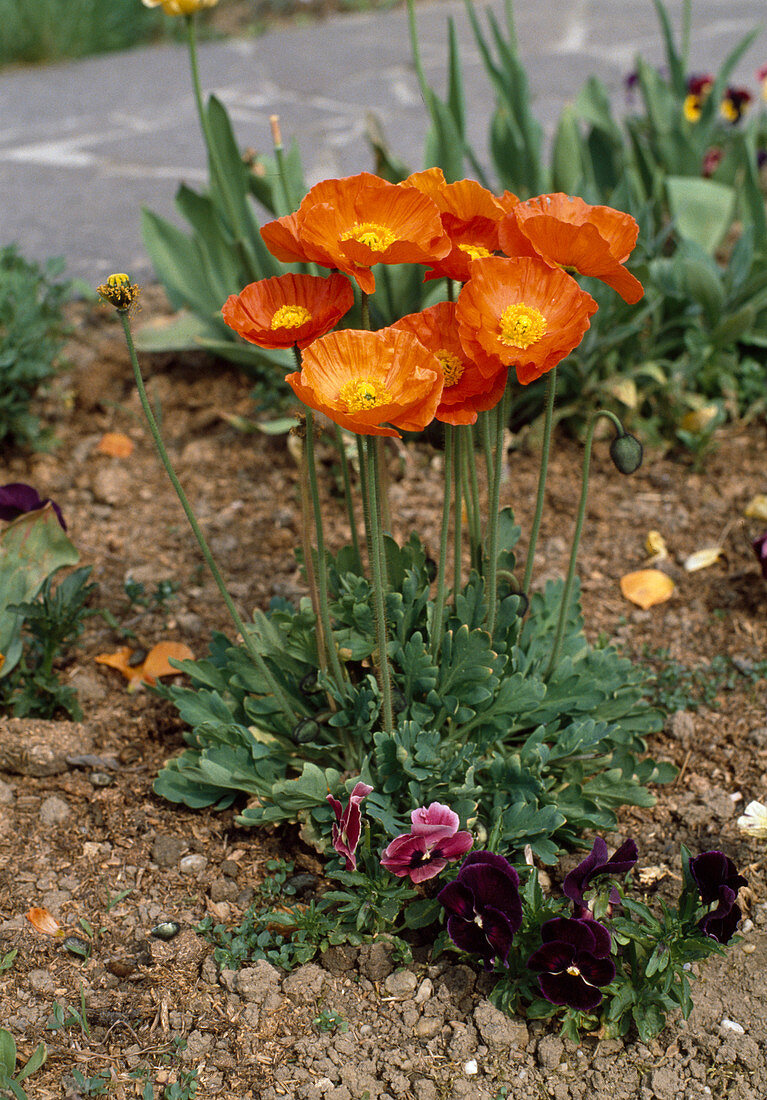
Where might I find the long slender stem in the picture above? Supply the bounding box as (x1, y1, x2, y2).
(479, 409, 494, 491)
(366, 437, 395, 734)
(431, 427, 454, 661)
(304, 410, 346, 688)
(484, 399, 506, 637)
(521, 366, 557, 596)
(357, 435, 373, 577)
(453, 425, 463, 602)
(120, 312, 297, 722)
(334, 424, 361, 570)
(544, 410, 625, 679)
(299, 435, 328, 679)
(462, 425, 481, 571)
(185, 14, 209, 145)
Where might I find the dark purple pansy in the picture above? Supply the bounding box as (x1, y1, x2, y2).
(0, 482, 67, 530)
(327, 781, 373, 871)
(527, 916, 615, 1012)
(438, 851, 523, 968)
(689, 850, 748, 944)
(753, 532, 767, 579)
(380, 804, 473, 884)
(563, 836, 638, 917)
(721, 86, 752, 123)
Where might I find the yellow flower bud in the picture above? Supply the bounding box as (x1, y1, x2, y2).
(142, 0, 218, 14)
(97, 273, 140, 313)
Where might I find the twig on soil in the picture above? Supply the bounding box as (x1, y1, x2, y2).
(672, 748, 692, 786)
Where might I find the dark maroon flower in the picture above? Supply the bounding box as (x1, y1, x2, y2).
(438, 851, 522, 968)
(563, 836, 638, 918)
(0, 482, 66, 530)
(381, 802, 473, 883)
(528, 917, 615, 1011)
(689, 850, 747, 944)
(687, 73, 714, 97)
(327, 781, 372, 871)
(753, 532, 767, 579)
(721, 86, 752, 123)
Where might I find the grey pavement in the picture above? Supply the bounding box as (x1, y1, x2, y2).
(2, 0, 765, 284)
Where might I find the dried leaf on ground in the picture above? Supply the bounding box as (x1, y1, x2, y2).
(96, 432, 134, 458)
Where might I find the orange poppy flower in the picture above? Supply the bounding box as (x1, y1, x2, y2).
(221, 273, 354, 350)
(285, 328, 443, 437)
(499, 193, 644, 304)
(261, 173, 450, 294)
(404, 168, 518, 283)
(260, 174, 391, 266)
(391, 301, 507, 425)
(456, 256, 598, 385)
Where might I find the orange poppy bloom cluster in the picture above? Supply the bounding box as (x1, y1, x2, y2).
(222, 172, 643, 437)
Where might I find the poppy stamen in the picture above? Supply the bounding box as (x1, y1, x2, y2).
(499, 303, 548, 349)
(338, 378, 392, 412)
(341, 222, 397, 252)
(270, 304, 312, 330)
(436, 350, 465, 387)
(458, 243, 492, 260)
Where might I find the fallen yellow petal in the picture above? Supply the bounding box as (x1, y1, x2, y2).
(95, 647, 144, 683)
(744, 494, 767, 522)
(645, 530, 668, 560)
(684, 546, 723, 572)
(620, 569, 675, 609)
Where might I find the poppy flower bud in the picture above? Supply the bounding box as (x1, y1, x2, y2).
(97, 273, 140, 313)
(609, 432, 643, 475)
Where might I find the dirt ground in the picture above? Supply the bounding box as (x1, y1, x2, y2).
(1, 285, 767, 1099)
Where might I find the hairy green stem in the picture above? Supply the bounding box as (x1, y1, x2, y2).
(334, 424, 361, 570)
(462, 425, 482, 571)
(484, 399, 506, 637)
(521, 366, 557, 597)
(304, 410, 346, 688)
(366, 437, 395, 735)
(544, 409, 625, 679)
(453, 424, 463, 602)
(120, 312, 297, 722)
(431, 427, 454, 661)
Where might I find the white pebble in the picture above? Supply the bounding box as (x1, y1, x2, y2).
(720, 1018, 745, 1035)
(464, 1060, 478, 1076)
(741, 918, 754, 934)
(518, 1070, 527, 1080)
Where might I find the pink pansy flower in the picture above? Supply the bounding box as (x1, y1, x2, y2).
(327, 781, 373, 871)
(381, 802, 473, 884)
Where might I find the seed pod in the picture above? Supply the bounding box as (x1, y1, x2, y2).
(609, 432, 643, 475)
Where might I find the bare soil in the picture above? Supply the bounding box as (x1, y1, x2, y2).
(1, 286, 766, 1099)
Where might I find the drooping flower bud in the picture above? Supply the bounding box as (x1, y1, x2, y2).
(609, 432, 643, 475)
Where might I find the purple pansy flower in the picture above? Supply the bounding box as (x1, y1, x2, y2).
(689, 850, 748, 944)
(563, 836, 638, 918)
(438, 851, 522, 968)
(380, 802, 473, 884)
(753, 532, 767, 579)
(0, 483, 67, 530)
(327, 781, 373, 871)
(527, 916, 615, 1012)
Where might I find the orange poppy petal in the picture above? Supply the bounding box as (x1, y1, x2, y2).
(27, 907, 61, 935)
(287, 328, 442, 436)
(95, 647, 144, 682)
(456, 256, 598, 383)
(141, 642, 195, 685)
(222, 273, 354, 349)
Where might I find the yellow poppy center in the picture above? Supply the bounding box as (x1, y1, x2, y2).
(338, 378, 392, 412)
(271, 304, 312, 330)
(341, 222, 397, 252)
(437, 350, 464, 387)
(499, 303, 548, 349)
(458, 243, 492, 260)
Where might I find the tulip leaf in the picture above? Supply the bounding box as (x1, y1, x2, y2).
(666, 177, 736, 254)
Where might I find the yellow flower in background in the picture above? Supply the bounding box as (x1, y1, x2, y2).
(142, 0, 218, 14)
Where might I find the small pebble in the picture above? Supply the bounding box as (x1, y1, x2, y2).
(151, 921, 181, 941)
(464, 1060, 478, 1075)
(89, 771, 113, 787)
(179, 854, 207, 875)
(741, 918, 754, 934)
(720, 1018, 745, 1035)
